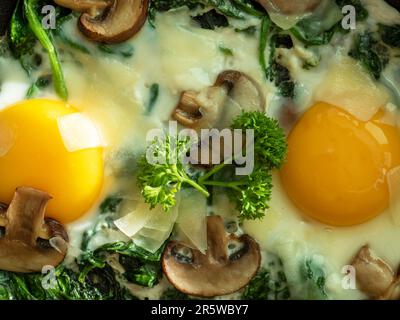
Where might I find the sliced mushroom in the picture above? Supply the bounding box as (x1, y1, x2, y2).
(54, 0, 111, 13)
(255, 0, 321, 15)
(173, 70, 265, 131)
(351, 245, 400, 299)
(0, 187, 69, 273)
(79, 0, 149, 44)
(54, 0, 149, 43)
(162, 215, 261, 297)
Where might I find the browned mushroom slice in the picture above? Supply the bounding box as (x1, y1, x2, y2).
(351, 245, 395, 299)
(379, 277, 400, 300)
(173, 70, 265, 131)
(174, 87, 228, 129)
(0, 187, 69, 273)
(162, 215, 261, 297)
(78, 0, 149, 44)
(255, 0, 321, 15)
(53, 0, 111, 12)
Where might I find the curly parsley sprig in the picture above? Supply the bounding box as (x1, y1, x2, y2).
(137, 112, 287, 220)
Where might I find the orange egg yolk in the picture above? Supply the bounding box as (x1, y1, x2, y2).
(0, 99, 104, 223)
(281, 102, 400, 226)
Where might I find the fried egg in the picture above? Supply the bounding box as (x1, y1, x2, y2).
(0, 99, 104, 223)
(281, 102, 400, 226)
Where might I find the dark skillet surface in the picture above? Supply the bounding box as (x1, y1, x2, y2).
(385, 0, 400, 11)
(0, 0, 17, 36)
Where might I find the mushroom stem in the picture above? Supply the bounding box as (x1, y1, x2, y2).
(172, 70, 265, 131)
(351, 245, 400, 300)
(5, 188, 51, 246)
(162, 215, 261, 297)
(0, 187, 69, 273)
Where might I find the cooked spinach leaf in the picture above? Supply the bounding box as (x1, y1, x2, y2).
(26, 74, 51, 98)
(218, 45, 233, 56)
(290, 18, 337, 47)
(290, 0, 349, 46)
(79, 241, 164, 287)
(274, 33, 293, 49)
(147, 83, 159, 114)
(80, 216, 115, 251)
(349, 32, 389, 79)
(264, 32, 296, 98)
(230, 0, 264, 17)
(258, 15, 270, 78)
(242, 256, 290, 300)
(335, 0, 368, 21)
(24, 0, 68, 99)
(234, 25, 257, 36)
(379, 24, 400, 48)
(81, 195, 122, 251)
(192, 9, 229, 29)
(9, 0, 36, 58)
(98, 44, 134, 58)
(149, 0, 261, 26)
(0, 36, 10, 57)
(300, 258, 328, 300)
(269, 62, 295, 98)
(0, 265, 135, 300)
(99, 195, 123, 214)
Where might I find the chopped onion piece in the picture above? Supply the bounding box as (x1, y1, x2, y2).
(133, 204, 179, 253)
(114, 202, 157, 237)
(58, 113, 105, 152)
(133, 232, 170, 253)
(315, 57, 389, 121)
(176, 190, 207, 254)
(115, 197, 179, 252)
(269, 12, 302, 30)
(388, 166, 400, 225)
(139, 227, 170, 241)
(144, 202, 179, 232)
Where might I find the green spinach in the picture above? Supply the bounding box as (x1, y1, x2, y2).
(192, 9, 229, 29)
(24, 0, 68, 99)
(26, 74, 52, 98)
(349, 32, 389, 79)
(300, 258, 328, 300)
(242, 257, 290, 300)
(379, 24, 400, 48)
(147, 83, 160, 114)
(79, 241, 164, 288)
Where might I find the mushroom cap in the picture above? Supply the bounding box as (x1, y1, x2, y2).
(78, 0, 149, 44)
(0, 187, 69, 273)
(173, 70, 265, 131)
(162, 215, 261, 297)
(351, 245, 395, 299)
(53, 0, 111, 12)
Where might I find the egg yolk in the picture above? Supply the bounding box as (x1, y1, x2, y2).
(281, 102, 400, 226)
(0, 99, 104, 223)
